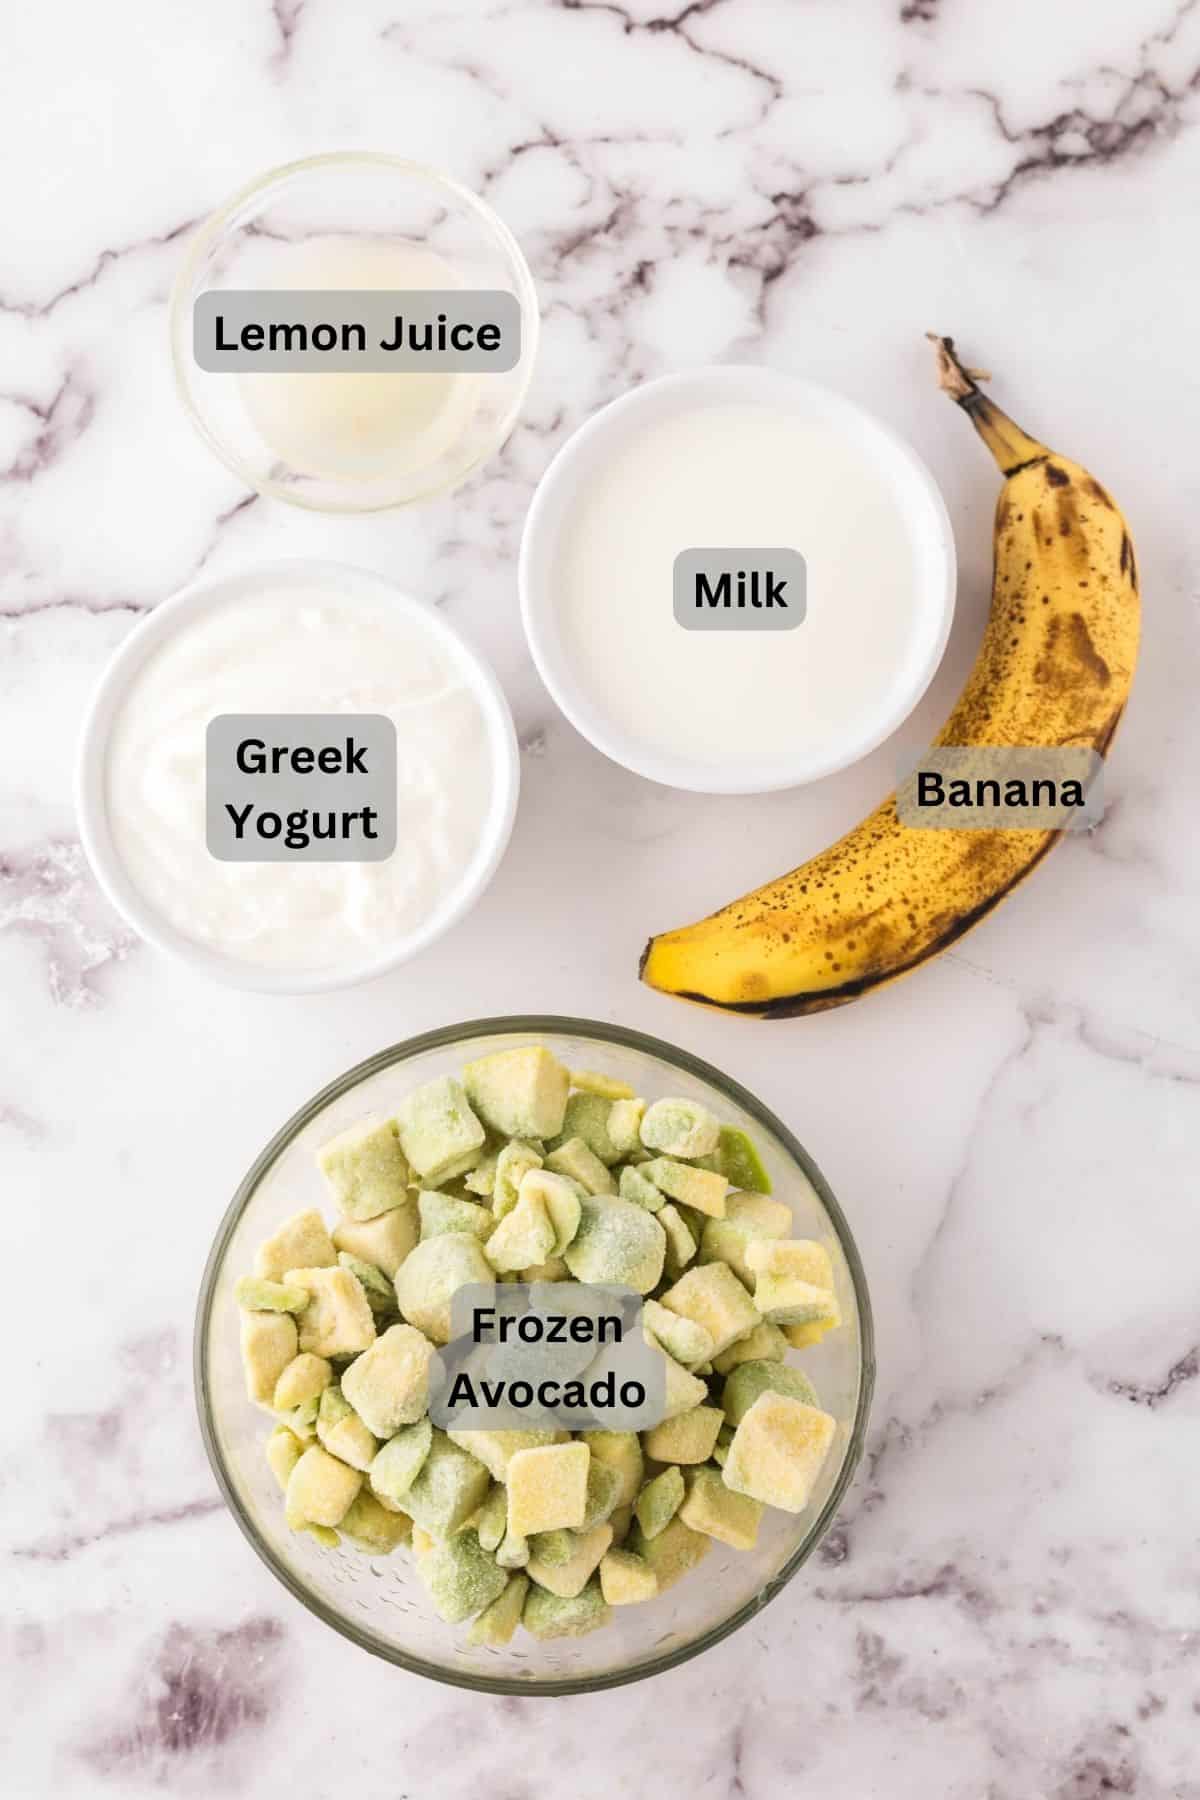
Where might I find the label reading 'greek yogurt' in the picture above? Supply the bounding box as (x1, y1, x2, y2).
(206, 714, 397, 861)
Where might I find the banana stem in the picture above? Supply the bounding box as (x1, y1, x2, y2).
(928, 334, 1049, 475)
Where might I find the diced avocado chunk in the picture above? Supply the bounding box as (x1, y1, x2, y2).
(288, 1265, 376, 1358)
(316, 1385, 377, 1472)
(712, 1320, 789, 1374)
(493, 1139, 543, 1219)
(369, 1418, 433, 1506)
(265, 1425, 304, 1491)
(336, 1253, 396, 1315)
(699, 1191, 794, 1288)
(581, 1430, 644, 1508)
(317, 1116, 411, 1221)
(395, 1077, 485, 1185)
(634, 1465, 685, 1540)
(403, 1430, 491, 1538)
(445, 1428, 563, 1483)
(496, 1529, 530, 1570)
(679, 1467, 762, 1550)
(462, 1150, 499, 1197)
(599, 1547, 658, 1605)
(484, 1186, 556, 1273)
(462, 1046, 570, 1141)
(418, 1529, 507, 1623)
(240, 1310, 298, 1406)
(340, 1323, 433, 1437)
(563, 1195, 666, 1295)
(640, 1158, 728, 1219)
(642, 1404, 723, 1466)
(340, 1489, 412, 1553)
(394, 1232, 494, 1344)
(659, 1262, 761, 1357)
(607, 1098, 647, 1157)
(467, 1574, 529, 1645)
(255, 1208, 337, 1282)
(235, 1275, 309, 1313)
(506, 1441, 590, 1536)
(722, 1359, 818, 1426)
(526, 1522, 613, 1598)
(545, 1137, 615, 1196)
(696, 1124, 773, 1194)
(551, 1092, 620, 1166)
(272, 1351, 332, 1412)
(642, 1297, 714, 1368)
(640, 1098, 720, 1160)
(568, 1069, 636, 1101)
(580, 1457, 623, 1529)
(522, 1575, 610, 1640)
(620, 1164, 665, 1212)
(332, 1206, 418, 1279)
(417, 1189, 495, 1243)
(658, 1202, 697, 1280)
(285, 1444, 362, 1529)
(722, 1393, 837, 1513)
(629, 1514, 711, 1592)
(475, 1484, 509, 1553)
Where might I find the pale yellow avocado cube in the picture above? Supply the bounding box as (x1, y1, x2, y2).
(746, 1237, 835, 1288)
(568, 1068, 636, 1101)
(254, 1208, 337, 1282)
(658, 1202, 697, 1279)
(520, 1257, 569, 1282)
(340, 1323, 433, 1438)
(462, 1045, 570, 1141)
(642, 1297, 714, 1368)
(629, 1514, 711, 1592)
(784, 1318, 837, 1349)
(395, 1076, 485, 1184)
(394, 1232, 494, 1344)
(240, 1310, 298, 1405)
(545, 1137, 615, 1196)
(445, 1428, 563, 1483)
(640, 1158, 728, 1220)
(654, 1348, 709, 1421)
(521, 1168, 583, 1256)
(506, 1441, 590, 1537)
(599, 1548, 658, 1605)
(340, 1489, 412, 1553)
(316, 1387, 377, 1472)
(660, 1262, 761, 1357)
(640, 1097, 720, 1160)
(722, 1392, 837, 1513)
(272, 1351, 332, 1413)
(712, 1320, 789, 1374)
(700, 1191, 794, 1288)
(484, 1186, 557, 1273)
(288, 1265, 376, 1357)
(581, 1430, 643, 1508)
(526, 1522, 613, 1598)
(467, 1574, 529, 1646)
(746, 1245, 841, 1328)
(265, 1425, 304, 1490)
(332, 1206, 418, 1279)
(317, 1115, 411, 1221)
(679, 1467, 763, 1550)
(608, 1098, 647, 1157)
(285, 1444, 362, 1528)
(642, 1403, 723, 1465)
(493, 1139, 543, 1218)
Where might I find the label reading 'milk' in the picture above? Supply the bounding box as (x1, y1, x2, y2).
(673, 548, 806, 631)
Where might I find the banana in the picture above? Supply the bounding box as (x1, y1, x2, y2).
(640, 336, 1140, 1017)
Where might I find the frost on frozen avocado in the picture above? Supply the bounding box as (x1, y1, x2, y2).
(234, 1038, 847, 1649)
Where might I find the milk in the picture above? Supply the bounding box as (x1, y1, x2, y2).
(553, 399, 927, 775)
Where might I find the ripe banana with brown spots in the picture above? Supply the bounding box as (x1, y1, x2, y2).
(640, 336, 1140, 1017)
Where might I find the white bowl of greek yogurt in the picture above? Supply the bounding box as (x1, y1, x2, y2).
(76, 561, 519, 993)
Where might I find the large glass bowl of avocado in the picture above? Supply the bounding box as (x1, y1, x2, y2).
(195, 1017, 874, 1693)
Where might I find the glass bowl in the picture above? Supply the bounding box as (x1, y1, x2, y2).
(194, 1018, 874, 1693)
(170, 154, 538, 512)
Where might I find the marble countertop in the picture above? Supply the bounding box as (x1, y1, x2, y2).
(6, 1, 1200, 1795)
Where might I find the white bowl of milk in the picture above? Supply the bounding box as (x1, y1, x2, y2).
(519, 366, 956, 794)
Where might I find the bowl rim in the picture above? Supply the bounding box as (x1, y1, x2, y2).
(193, 1014, 876, 1694)
(169, 150, 540, 513)
(519, 363, 957, 794)
(74, 559, 520, 995)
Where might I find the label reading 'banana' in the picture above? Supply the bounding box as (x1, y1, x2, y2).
(896, 746, 1104, 830)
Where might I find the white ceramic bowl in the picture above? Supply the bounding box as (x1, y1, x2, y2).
(519, 365, 957, 794)
(76, 561, 519, 994)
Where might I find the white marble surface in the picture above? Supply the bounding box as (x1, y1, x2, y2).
(5, 1, 1200, 1794)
